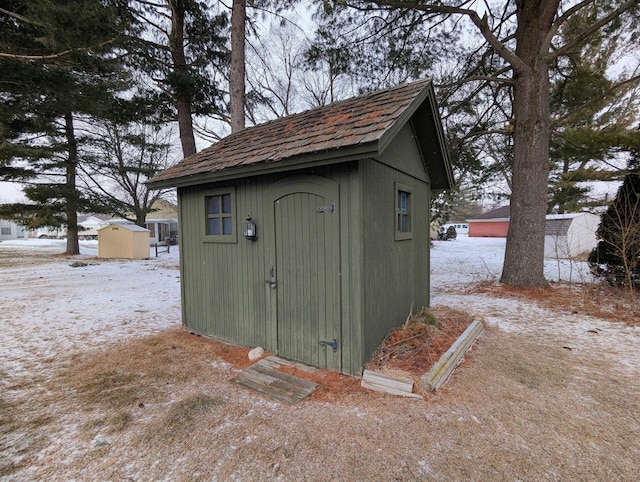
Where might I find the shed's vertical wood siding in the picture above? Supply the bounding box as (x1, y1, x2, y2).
(179, 178, 271, 348)
(177, 164, 360, 372)
(176, 124, 431, 375)
(360, 127, 431, 363)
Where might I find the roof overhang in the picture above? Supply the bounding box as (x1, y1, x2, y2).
(467, 218, 510, 223)
(148, 80, 454, 192)
(147, 142, 379, 190)
(377, 85, 453, 191)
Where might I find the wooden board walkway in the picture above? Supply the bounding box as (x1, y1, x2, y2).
(232, 356, 319, 403)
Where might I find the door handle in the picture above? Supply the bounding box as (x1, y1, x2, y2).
(265, 280, 277, 289)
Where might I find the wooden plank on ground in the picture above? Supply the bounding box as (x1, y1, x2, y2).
(361, 369, 422, 398)
(420, 319, 483, 392)
(232, 356, 318, 403)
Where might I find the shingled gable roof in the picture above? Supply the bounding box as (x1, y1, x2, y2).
(148, 79, 452, 190)
(468, 205, 511, 221)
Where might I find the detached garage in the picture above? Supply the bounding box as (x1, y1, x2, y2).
(98, 223, 150, 260)
(149, 79, 453, 375)
(467, 206, 511, 237)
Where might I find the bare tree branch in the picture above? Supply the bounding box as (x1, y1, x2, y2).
(351, 0, 529, 72)
(0, 38, 116, 60)
(0, 7, 46, 26)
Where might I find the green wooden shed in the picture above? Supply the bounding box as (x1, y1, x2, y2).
(149, 79, 453, 375)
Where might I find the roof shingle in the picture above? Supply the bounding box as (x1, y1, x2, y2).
(149, 79, 436, 186)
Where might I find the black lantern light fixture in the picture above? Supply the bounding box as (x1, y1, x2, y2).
(243, 215, 257, 241)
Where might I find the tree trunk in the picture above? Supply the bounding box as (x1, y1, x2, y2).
(230, 0, 246, 133)
(169, 0, 197, 157)
(500, 1, 559, 287)
(64, 112, 80, 256)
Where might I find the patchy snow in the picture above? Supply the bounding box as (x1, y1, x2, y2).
(1, 236, 639, 480)
(0, 239, 181, 384)
(430, 236, 594, 287)
(0, 237, 634, 381)
(431, 236, 640, 377)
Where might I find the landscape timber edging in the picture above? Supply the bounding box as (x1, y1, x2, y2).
(360, 318, 484, 397)
(420, 319, 484, 392)
(360, 369, 422, 398)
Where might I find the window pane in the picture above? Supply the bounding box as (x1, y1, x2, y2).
(208, 218, 221, 235)
(207, 196, 220, 214)
(399, 191, 409, 212)
(222, 216, 233, 235)
(222, 194, 232, 213)
(398, 214, 410, 233)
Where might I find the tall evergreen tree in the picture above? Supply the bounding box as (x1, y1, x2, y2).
(129, 0, 229, 155)
(589, 154, 640, 291)
(548, 3, 640, 213)
(0, 0, 134, 255)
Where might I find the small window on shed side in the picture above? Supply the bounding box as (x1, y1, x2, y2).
(395, 182, 412, 241)
(203, 187, 237, 243)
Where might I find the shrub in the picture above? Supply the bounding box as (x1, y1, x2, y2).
(588, 166, 640, 291)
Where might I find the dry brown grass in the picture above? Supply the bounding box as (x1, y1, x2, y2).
(140, 394, 226, 445)
(0, 248, 60, 268)
(2, 323, 639, 481)
(3, 244, 638, 479)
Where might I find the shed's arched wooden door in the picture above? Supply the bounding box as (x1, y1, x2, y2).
(269, 176, 341, 371)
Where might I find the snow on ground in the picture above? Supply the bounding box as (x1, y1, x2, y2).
(0, 237, 634, 378)
(430, 236, 594, 287)
(1, 236, 635, 384)
(431, 237, 640, 377)
(0, 239, 181, 385)
(1, 236, 639, 480)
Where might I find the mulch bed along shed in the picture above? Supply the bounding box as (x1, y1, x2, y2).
(365, 306, 473, 374)
(229, 306, 476, 402)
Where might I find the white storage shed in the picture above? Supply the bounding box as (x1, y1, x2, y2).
(544, 213, 600, 259)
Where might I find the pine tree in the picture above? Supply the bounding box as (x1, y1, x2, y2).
(548, 3, 640, 213)
(0, 0, 134, 254)
(129, 0, 229, 154)
(589, 155, 640, 291)
(318, 0, 639, 287)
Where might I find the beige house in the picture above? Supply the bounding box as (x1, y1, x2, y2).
(98, 223, 150, 260)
